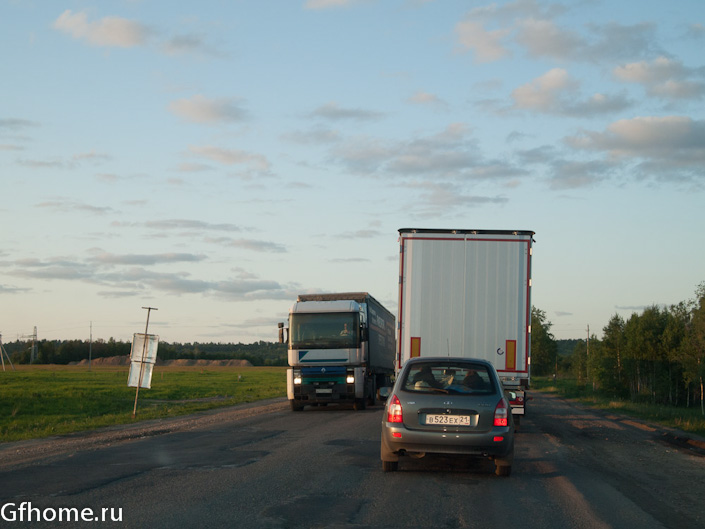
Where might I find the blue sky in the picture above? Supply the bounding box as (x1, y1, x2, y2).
(1, 0, 704, 345)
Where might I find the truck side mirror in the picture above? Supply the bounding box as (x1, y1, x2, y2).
(378, 387, 392, 401)
(278, 322, 287, 344)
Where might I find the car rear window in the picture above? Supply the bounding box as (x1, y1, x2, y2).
(401, 362, 495, 395)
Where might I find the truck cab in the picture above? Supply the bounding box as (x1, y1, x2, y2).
(281, 293, 395, 411)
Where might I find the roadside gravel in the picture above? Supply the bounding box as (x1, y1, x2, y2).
(0, 397, 288, 471)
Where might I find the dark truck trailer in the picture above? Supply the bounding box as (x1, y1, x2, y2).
(282, 292, 395, 411)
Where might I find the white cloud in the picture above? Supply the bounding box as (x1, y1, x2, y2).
(614, 57, 705, 101)
(512, 68, 631, 116)
(546, 160, 613, 190)
(169, 95, 249, 124)
(304, 0, 366, 9)
(614, 57, 685, 84)
(3, 254, 291, 300)
(569, 116, 705, 156)
(455, 4, 659, 64)
(189, 145, 271, 172)
(455, 20, 511, 62)
(310, 102, 385, 122)
(515, 18, 582, 61)
(88, 252, 207, 266)
(330, 124, 529, 182)
(404, 181, 509, 218)
(407, 91, 447, 108)
(161, 33, 223, 57)
(565, 116, 705, 183)
(648, 80, 705, 100)
(281, 127, 341, 145)
(141, 219, 244, 232)
(35, 199, 116, 215)
(204, 237, 287, 253)
(53, 10, 151, 48)
(0, 118, 39, 131)
(512, 68, 577, 111)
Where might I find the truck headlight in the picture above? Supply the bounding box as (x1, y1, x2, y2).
(346, 375, 355, 384)
(294, 376, 302, 385)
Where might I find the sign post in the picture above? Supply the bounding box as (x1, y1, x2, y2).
(129, 307, 159, 418)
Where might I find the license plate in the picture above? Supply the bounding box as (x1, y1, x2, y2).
(426, 414, 471, 426)
(316, 389, 333, 394)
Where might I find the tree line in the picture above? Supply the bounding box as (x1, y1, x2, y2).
(531, 283, 705, 414)
(2, 339, 287, 366)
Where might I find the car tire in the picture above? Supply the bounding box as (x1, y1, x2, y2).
(382, 460, 398, 472)
(290, 400, 304, 411)
(353, 398, 366, 411)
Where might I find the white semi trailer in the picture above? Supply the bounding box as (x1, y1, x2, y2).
(397, 229, 535, 419)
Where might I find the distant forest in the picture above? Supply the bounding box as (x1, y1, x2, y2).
(0, 336, 581, 368)
(531, 283, 705, 412)
(2, 339, 287, 367)
(5, 282, 704, 413)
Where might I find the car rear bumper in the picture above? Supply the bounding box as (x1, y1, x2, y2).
(381, 423, 513, 460)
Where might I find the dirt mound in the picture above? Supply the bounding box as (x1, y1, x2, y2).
(164, 359, 252, 367)
(73, 356, 252, 367)
(74, 356, 130, 366)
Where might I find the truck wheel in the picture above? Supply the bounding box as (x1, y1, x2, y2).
(382, 460, 398, 472)
(290, 400, 304, 411)
(367, 384, 376, 407)
(353, 398, 366, 411)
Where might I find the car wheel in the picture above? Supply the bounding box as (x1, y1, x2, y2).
(353, 398, 366, 411)
(382, 460, 398, 472)
(290, 400, 304, 411)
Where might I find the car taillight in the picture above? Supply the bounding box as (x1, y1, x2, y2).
(494, 398, 509, 427)
(387, 395, 403, 423)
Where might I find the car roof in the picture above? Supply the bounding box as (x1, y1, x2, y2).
(402, 357, 494, 368)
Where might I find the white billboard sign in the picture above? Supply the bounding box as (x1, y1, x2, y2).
(128, 333, 159, 389)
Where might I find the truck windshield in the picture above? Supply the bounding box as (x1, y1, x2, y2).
(290, 312, 360, 349)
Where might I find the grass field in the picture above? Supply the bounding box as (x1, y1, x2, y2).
(533, 376, 705, 437)
(0, 365, 287, 443)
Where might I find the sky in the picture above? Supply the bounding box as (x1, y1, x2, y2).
(1, 0, 704, 346)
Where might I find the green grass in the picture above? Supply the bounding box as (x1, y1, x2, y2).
(533, 376, 705, 437)
(0, 365, 286, 442)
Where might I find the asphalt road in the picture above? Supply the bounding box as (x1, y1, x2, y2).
(1, 393, 704, 529)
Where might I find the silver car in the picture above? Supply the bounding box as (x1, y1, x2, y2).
(380, 357, 514, 476)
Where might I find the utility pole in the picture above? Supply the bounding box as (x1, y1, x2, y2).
(89, 321, 92, 371)
(583, 324, 589, 383)
(25, 327, 38, 363)
(1, 333, 16, 372)
(133, 307, 158, 418)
